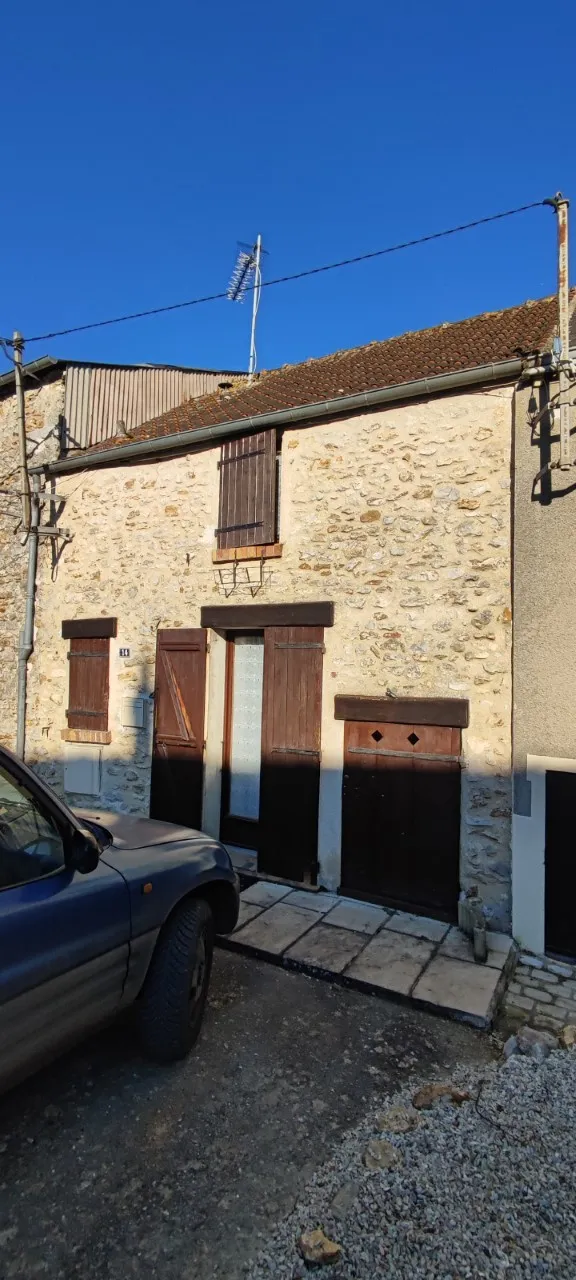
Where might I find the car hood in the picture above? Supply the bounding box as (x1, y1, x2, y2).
(74, 808, 205, 851)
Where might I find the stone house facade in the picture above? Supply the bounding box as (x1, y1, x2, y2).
(8, 294, 572, 939)
(0, 358, 246, 753)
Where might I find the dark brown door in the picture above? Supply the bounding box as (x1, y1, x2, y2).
(150, 629, 207, 830)
(341, 720, 460, 920)
(545, 770, 576, 958)
(258, 625, 324, 883)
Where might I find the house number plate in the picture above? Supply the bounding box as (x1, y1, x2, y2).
(119, 648, 130, 657)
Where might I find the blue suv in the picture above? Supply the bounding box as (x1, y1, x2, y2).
(0, 745, 239, 1093)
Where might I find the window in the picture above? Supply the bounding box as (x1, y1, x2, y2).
(62, 618, 116, 732)
(216, 430, 278, 551)
(0, 765, 65, 889)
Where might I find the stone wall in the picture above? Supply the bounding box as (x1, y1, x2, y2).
(503, 953, 576, 1033)
(27, 384, 514, 927)
(0, 373, 64, 750)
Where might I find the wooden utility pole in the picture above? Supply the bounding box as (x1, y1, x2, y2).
(13, 330, 31, 530)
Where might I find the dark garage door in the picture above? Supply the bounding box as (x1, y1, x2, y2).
(341, 719, 461, 920)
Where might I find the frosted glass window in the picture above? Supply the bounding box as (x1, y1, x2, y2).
(229, 636, 264, 820)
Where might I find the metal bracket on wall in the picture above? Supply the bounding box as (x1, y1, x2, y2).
(37, 526, 71, 539)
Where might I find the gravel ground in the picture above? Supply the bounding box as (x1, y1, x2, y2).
(247, 1049, 576, 1280)
(0, 951, 492, 1280)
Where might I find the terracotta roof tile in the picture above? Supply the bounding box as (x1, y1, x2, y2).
(85, 293, 567, 455)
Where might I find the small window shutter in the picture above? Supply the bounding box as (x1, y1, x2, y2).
(216, 429, 276, 550)
(67, 637, 110, 730)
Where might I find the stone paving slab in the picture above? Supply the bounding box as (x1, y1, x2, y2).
(347, 930, 435, 995)
(219, 884, 515, 1027)
(413, 954, 502, 1021)
(286, 923, 366, 972)
(322, 899, 390, 935)
(234, 900, 265, 931)
(232, 901, 322, 954)
(385, 911, 450, 943)
(282, 889, 340, 913)
(241, 881, 293, 908)
(439, 925, 510, 969)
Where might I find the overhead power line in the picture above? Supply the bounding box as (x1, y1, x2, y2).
(5, 200, 547, 346)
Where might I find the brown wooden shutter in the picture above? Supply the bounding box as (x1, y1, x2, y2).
(150, 629, 207, 829)
(66, 637, 110, 731)
(258, 625, 324, 883)
(216, 430, 276, 550)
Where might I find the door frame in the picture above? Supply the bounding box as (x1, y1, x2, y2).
(219, 630, 264, 850)
(512, 753, 576, 956)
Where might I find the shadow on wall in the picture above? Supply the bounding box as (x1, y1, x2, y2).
(530, 380, 576, 506)
(27, 736, 513, 932)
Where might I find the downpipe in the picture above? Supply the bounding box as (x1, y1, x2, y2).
(16, 475, 40, 760)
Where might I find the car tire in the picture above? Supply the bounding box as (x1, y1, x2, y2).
(136, 898, 214, 1064)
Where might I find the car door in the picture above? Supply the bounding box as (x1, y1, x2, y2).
(0, 755, 130, 1092)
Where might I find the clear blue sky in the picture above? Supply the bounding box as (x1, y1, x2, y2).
(1, 0, 574, 376)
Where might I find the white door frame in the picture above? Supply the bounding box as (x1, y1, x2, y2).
(512, 753, 576, 955)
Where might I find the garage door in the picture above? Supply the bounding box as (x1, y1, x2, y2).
(341, 719, 461, 920)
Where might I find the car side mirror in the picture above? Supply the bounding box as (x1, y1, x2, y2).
(69, 825, 102, 874)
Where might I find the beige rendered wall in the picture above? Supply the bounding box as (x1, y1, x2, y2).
(512, 375, 576, 951)
(512, 375, 576, 766)
(0, 373, 65, 750)
(27, 385, 514, 928)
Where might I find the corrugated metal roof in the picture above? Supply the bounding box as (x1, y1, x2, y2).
(62, 364, 247, 449)
(0, 356, 247, 448)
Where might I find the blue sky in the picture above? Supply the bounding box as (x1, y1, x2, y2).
(1, 0, 574, 376)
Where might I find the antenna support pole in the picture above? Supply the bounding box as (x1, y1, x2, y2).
(248, 234, 262, 382)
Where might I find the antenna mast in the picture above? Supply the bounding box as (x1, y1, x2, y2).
(227, 236, 265, 381)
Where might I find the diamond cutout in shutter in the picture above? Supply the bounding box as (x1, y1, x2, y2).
(371, 730, 383, 742)
(407, 732, 419, 745)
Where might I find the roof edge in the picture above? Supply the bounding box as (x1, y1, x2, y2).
(39, 356, 525, 477)
(0, 356, 248, 391)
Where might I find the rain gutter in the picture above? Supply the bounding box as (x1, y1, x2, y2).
(36, 357, 525, 477)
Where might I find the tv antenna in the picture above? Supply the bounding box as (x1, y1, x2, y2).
(227, 235, 265, 381)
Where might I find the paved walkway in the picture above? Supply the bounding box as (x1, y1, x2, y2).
(220, 882, 515, 1027)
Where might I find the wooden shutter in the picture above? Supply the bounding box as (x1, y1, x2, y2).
(258, 626, 324, 883)
(150, 629, 207, 829)
(216, 430, 276, 550)
(66, 637, 110, 731)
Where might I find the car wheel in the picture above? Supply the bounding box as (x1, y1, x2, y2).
(136, 898, 214, 1063)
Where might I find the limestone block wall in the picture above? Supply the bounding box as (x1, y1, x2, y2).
(0, 373, 64, 749)
(26, 384, 514, 927)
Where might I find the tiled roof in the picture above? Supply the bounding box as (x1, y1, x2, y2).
(84, 293, 568, 455)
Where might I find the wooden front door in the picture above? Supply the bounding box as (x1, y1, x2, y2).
(341, 720, 460, 919)
(258, 626, 324, 883)
(150, 629, 207, 830)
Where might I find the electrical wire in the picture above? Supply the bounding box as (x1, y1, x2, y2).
(4, 200, 547, 346)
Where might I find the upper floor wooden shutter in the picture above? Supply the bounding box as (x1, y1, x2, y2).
(216, 429, 276, 550)
(66, 637, 110, 730)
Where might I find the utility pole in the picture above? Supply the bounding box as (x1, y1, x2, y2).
(545, 194, 571, 469)
(13, 330, 31, 529)
(248, 234, 262, 382)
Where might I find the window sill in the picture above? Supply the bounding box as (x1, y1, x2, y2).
(212, 544, 282, 564)
(61, 728, 112, 745)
